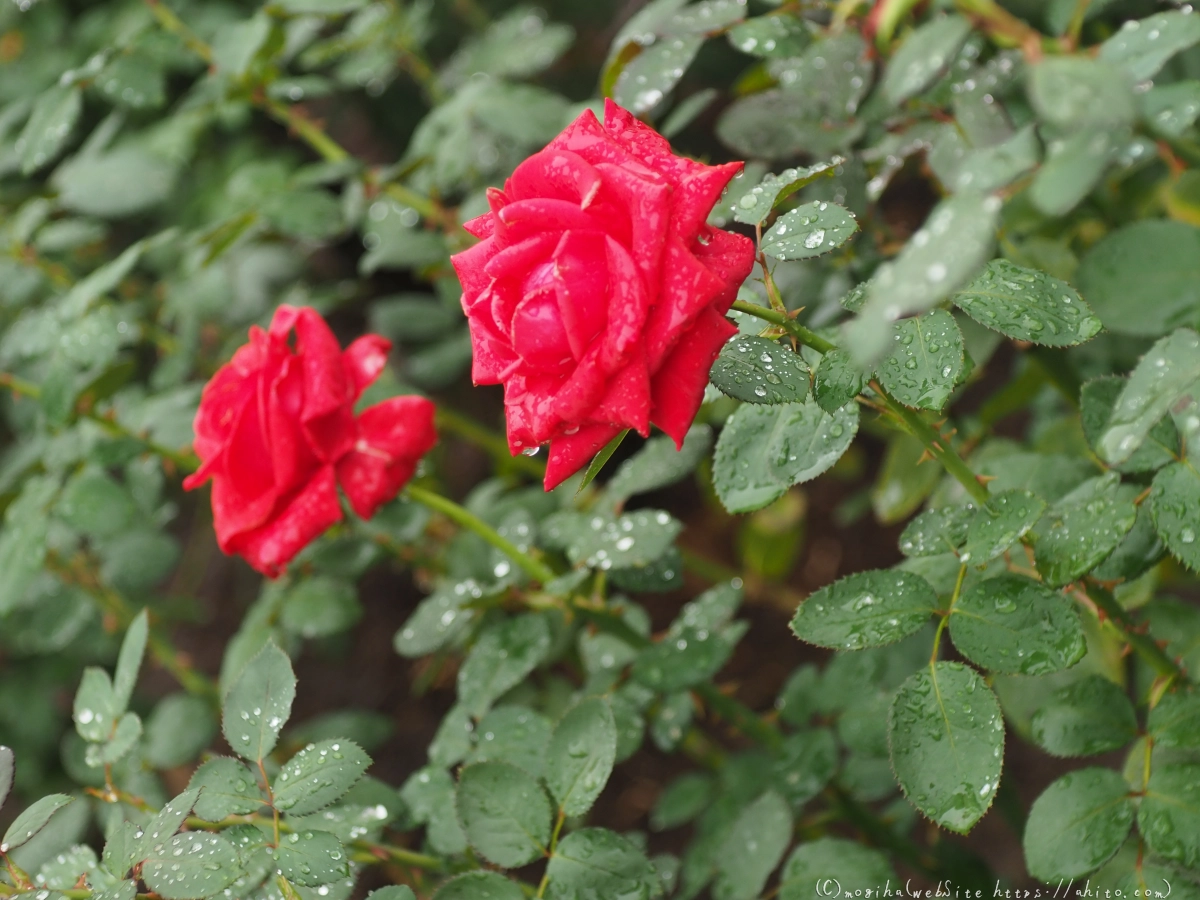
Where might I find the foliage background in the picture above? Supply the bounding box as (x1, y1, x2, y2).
(2, 0, 1200, 898)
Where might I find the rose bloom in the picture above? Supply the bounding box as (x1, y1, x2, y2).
(183, 305, 437, 576)
(451, 99, 755, 490)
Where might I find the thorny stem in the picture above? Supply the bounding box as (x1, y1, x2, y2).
(405, 484, 558, 584)
(730, 300, 835, 354)
(952, 0, 1048, 54)
(1082, 584, 1185, 683)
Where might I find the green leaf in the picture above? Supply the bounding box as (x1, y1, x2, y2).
(144, 694, 217, 770)
(0, 746, 12, 810)
(455, 761, 551, 868)
(544, 698, 617, 817)
(631, 621, 744, 692)
(717, 89, 865, 160)
(950, 574, 1086, 675)
(882, 15, 972, 104)
(1139, 763, 1200, 867)
(546, 828, 662, 900)
(779, 838, 895, 899)
(276, 830, 349, 887)
(222, 642, 297, 762)
(467, 705, 552, 778)
(1147, 691, 1200, 748)
(606, 425, 711, 507)
(613, 36, 703, 115)
(888, 662, 1004, 833)
(432, 872, 524, 900)
(1, 794, 74, 852)
(709, 335, 809, 405)
(712, 791, 792, 900)
(847, 193, 999, 364)
(1030, 676, 1137, 757)
(565, 510, 682, 570)
(74, 668, 118, 743)
(280, 577, 361, 639)
(367, 888, 417, 900)
(577, 429, 629, 493)
(86, 712, 142, 766)
(399, 766, 467, 856)
(875, 310, 965, 411)
(1098, 12, 1200, 82)
(650, 773, 714, 831)
(393, 581, 477, 658)
(1152, 462, 1200, 572)
(791, 570, 938, 650)
(188, 757, 265, 820)
(17, 85, 82, 174)
(959, 491, 1044, 564)
(1140, 81, 1200, 138)
(649, 691, 693, 751)
(458, 613, 553, 718)
(112, 610, 148, 715)
(53, 146, 179, 219)
(58, 468, 136, 538)
(138, 788, 200, 861)
(731, 160, 843, 227)
(1028, 128, 1119, 218)
(274, 740, 371, 816)
(1023, 768, 1134, 881)
(727, 13, 810, 59)
(1077, 222, 1200, 339)
(713, 399, 859, 514)
(813, 347, 865, 413)
(953, 260, 1103, 347)
(0, 475, 58, 615)
(1033, 474, 1138, 587)
(760, 202, 857, 261)
(774, 729, 837, 807)
(95, 53, 167, 110)
(1081, 377, 1180, 474)
(141, 833, 240, 900)
(1028, 57, 1135, 131)
(439, 7, 574, 91)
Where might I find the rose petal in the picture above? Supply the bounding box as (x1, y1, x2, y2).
(511, 289, 574, 372)
(343, 334, 392, 398)
(451, 237, 499, 307)
(544, 423, 621, 491)
(266, 355, 317, 494)
(670, 162, 744, 244)
(650, 307, 736, 446)
(465, 308, 519, 384)
(484, 232, 560, 282)
(496, 198, 604, 243)
(553, 230, 608, 359)
(593, 348, 651, 436)
(268, 304, 302, 340)
(509, 148, 603, 205)
(338, 395, 437, 519)
(593, 162, 669, 291)
(599, 236, 651, 371)
(462, 213, 495, 240)
(696, 228, 756, 315)
(603, 97, 704, 183)
(551, 107, 662, 181)
(231, 465, 344, 577)
(643, 234, 726, 369)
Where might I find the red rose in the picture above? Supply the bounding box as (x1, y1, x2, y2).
(451, 99, 755, 490)
(183, 305, 437, 576)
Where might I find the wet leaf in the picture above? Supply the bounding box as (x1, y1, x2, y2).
(467, 705, 553, 778)
(1077, 222, 1200, 338)
(779, 838, 895, 900)
(727, 13, 809, 59)
(1030, 676, 1138, 757)
(710, 335, 810, 404)
(17, 85, 82, 174)
(790, 569, 938, 650)
(1140, 81, 1200, 138)
(273, 740, 370, 816)
(774, 729, 837, 807)
(1, 794, 73, 851)
(899, 505, 975, 558)
(1098, 11, 1200, 82)
(141, 832, 240, 900)
(713, 399, 859, 513)
(632, 620, 745, 692)
(949, 124, 1040, 194)
(222, 642, 296, 762)
(717, 88, 865, 159)
(1138, 763, 1200, 868)
(96, 53, 166, 110)
(563, 510, 681, 570)
(613, 35, 703, 114)
(882, 15, 972, 105)
(1029, 127, 1122, 218)
(888, 662, 1003, 833)
(712, 791, 792, 900)
(457, 614, 552, 719)
(0, 746, 12, 811)
(456, 761, 551, 867)
(1098, 329, 1200, 464)
(188, 757, 264, 820)
(1028, 57, 1135, 131)
(1151, 462, 1200, 571)
(544, 698, 617, 817)
(950, 574, 1085, 676)
(960, 490, 1045, 564)
(875, 310, 965, 411)
(606, 425, 711, 507)
(393, 580, 480, 658)
(1092, 503, 1165, 582)
(1081, 377, 1180, 474)
(847, 193, 999, 364)
(1023, 768, 1134, 881)
(545, 828, 662, 900)
(1147, 690, 1200, 748)
(651, 772, 714, 831)
(1032, 474, 1138, 587)
(275, 830, 348, 887)
(953, 260, 1102, 347)
(813, 347, 866, 413)
(432, 872, 524, 900)
(439, 8, 574, 90)
(760, 201, 857, 261)
(399, 767, 467, 856)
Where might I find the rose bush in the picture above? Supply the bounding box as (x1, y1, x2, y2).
(183, 305, 436, 576)
(451, 99, 755, 489)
